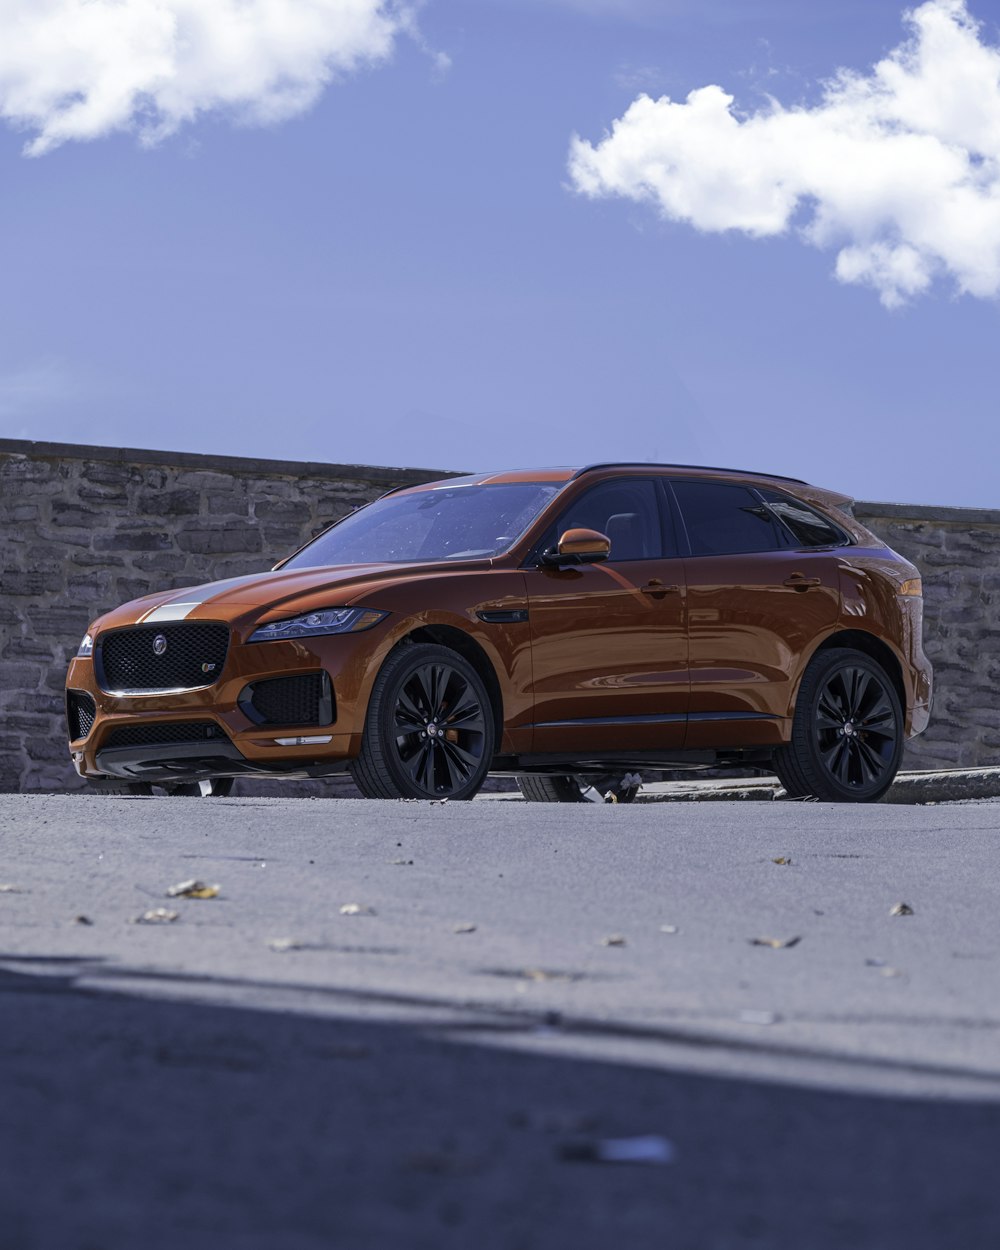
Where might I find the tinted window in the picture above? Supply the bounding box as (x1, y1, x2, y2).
(672, 481, 784, 556)
(284, 482, 560, 567)
(758, 489, 848, 548)
(549, 479, 664, 561)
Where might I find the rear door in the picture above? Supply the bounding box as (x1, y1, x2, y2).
(523, 477, 688, 755)
(668, 479, 843, 749)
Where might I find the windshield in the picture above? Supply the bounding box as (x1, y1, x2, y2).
(283, 482, 562, 568)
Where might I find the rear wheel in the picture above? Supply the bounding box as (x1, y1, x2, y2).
(350, 643, 495, 800)
(773, 647, 903, 803)
(516, 773, 642, 804)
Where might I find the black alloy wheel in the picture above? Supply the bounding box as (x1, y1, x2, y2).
(773, 647, 903, 803)
(516, 773, 642, 803)
(350, 643, 495, 800)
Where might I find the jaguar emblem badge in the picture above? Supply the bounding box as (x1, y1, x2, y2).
(152, 634, 168, 657)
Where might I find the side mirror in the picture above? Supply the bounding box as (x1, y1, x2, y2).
(540, 527, 611, 566)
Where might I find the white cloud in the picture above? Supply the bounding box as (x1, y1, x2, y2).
(0, 0, 413, 156)
(568, 0, 1000, 306)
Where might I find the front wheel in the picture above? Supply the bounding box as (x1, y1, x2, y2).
(773, 647, 903, 803)
(516, 773, 642, 804)
(350, 643, 495, 800)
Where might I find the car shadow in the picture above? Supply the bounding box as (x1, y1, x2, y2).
(1, 962, 998, 1250)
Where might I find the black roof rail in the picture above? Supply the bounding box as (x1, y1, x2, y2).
(572, 461, 808, 485)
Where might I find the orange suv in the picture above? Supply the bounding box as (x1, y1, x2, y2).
(65, 463, 932, 803)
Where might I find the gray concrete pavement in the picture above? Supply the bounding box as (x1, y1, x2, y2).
(2, 793, 1000, 1248)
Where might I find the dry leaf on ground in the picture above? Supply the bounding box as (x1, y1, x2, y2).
(166, 879, 220, 899)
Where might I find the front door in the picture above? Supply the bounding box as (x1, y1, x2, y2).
(523, 477, 688, 756)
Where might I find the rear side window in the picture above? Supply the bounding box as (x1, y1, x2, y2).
(550, 479, 664, 561)
(671, 481, 785, 556)
(757, 489, 848, 548)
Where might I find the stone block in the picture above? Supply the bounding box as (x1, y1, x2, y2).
(253, 498, 311, 523)
(0, 503, 40, 523)
(77, 482, 128, 502)
(262, 525, 306, 551)
(0, 570, 64, 596)
(207, 492, 250, 516)
(2, 637, 55, 661)
(66, 573, 114, 598)
(115, 577, 152, 602)
(5, 690, 63, 715)
(24, 734, 69, 763)
(28, 605, 93, 634)
(82, 461, 141, 487)
(71, 551, 126, 569)
(176, 527, 262, 555)
(0, 457, 55, 483)
(136, 489, 201, 517)
(174, 471, 236, 492)
(51, 500, 101, 527)
(93, 530, 172, 553)
(210, 558, 268, 580)
(132, 552, 188, 573)
(0, 660, 43, 689)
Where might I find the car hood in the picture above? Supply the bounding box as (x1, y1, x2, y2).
(97, 560, 491, 630)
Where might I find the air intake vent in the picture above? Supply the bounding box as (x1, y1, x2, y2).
(67, 691, 97, 741)
(104, 722, 227, 750)
(240, 673, 333, 727)
(97, 623, 230, 692)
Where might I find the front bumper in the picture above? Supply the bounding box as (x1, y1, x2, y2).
(65, 625, 388, 781)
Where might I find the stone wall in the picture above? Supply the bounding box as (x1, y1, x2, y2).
(0, 439, 454, 794)
(852, 501, 1000, 771)
(0, 437, 997, 791)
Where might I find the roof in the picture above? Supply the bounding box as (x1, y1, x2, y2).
(391, 461, 809, 494)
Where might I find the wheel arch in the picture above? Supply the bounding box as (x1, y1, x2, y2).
(807, 629, 907, 714)
(397, 624, 504, 746)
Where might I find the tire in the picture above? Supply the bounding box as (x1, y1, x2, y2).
(773, 647, 903, 803)
(349, 643, 495, 800)
(160, 778, 236, 798)
(516, 773, 641, 804)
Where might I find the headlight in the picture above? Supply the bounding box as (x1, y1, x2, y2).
(248, 608, 387, 643)
(77, 633, 94, 658)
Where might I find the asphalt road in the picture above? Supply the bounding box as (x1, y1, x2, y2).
(2, 793, 999, 1249)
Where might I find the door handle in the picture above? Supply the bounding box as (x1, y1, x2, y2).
(783, 575, 821, 590)
(641, 580, 681, 597)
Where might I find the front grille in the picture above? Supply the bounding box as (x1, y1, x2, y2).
(67, 691, 96, 740)
(104, 722, 227, 750)
(98, 623, 230, 692)
(241, 673, 332, 726)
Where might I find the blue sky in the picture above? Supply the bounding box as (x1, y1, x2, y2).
(0, 0, 997, 507)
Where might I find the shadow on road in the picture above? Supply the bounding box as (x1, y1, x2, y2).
(2, 962, 998, 1250)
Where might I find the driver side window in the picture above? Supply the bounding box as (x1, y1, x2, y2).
(551, 479, 665, 562)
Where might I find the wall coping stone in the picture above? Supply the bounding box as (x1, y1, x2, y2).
(0, 438, 462, 488)
(853, 501, 1000, 526)
(3, 440, 997, 526)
